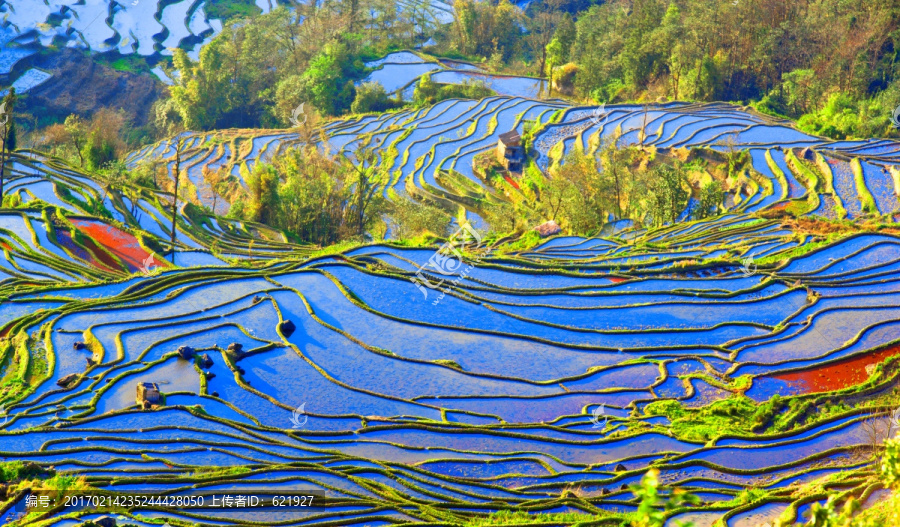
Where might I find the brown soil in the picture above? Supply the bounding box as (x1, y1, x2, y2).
(22, 49, 165, 126)
(774, 343, 900, 394)
(778, 216, 858, 236)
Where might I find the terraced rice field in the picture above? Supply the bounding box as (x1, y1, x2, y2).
(4, 93, 900, 525)
(128, 98, 900, 229)
(3, 188, 900, 525)
(358, 51, 546, 100)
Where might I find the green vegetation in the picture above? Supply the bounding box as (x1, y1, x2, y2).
(160, 2, 439, 128)
(564, 0, 900, 139)
(203, 0, 263, 22)
(351, 82, 404, 114)
(0, 461, 50, 483)
(413, 73, 495, 107)
(228, 143, 387, 245)
(536, 139, 698, 233)
(463, 469, 699, 527)
(645, 396, 785, 442)
(94, 53, 153, 75)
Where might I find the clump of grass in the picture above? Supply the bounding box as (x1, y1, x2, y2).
(645, 395, 786, 442)
(464, 510, 614, 526)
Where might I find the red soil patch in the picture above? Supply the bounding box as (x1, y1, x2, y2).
(82, 236, 129, 273)
(504, 174, 521, 190)
(609, 277, 630, 283)
(54, 228, 118, 273)
(70, 219, 163, 273)
(0, 242, 9, 251)
(774, 343, 900, 394)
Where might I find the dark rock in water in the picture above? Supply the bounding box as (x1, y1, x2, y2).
(237, 367, 246, 375)
(199, 353, 214, 369)
(252, 295, 262, 304)
(204, 371, 216, 380)
(621, 483, 628, 490)
(211, 391, 220, 398)
(177, 346, 195, 360)
(73, 341, 86, 351)
(535, 220, 561, 238)
(93, 515, 117, 527)
(227, 342, 244, 354)
(86, 357, 96, 367)
(614, 463, 627, 472)
(279, 320, 296, 338)
(600, 488, 610, 495)
(57, 373, 78, 387)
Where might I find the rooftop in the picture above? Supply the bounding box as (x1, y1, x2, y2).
(498, 130, 521, 146)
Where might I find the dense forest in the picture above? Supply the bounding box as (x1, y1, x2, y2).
(143, 0, 900, 139)
(31, 0, 900, 159)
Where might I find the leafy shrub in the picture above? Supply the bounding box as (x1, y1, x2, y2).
(351, 82, 402, 114)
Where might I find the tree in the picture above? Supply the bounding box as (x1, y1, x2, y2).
(98, 160, 128, 203)
(546, 38, 565, 96)
(202, 164, 230, 215)
(83, 128, 117, 172)
(169, 138, 186, 263)
(245, 162, 280, 225)
(697, 180, 723, 220)
(270, 145, 347, 244)
(342, 147, 386, 237)
(597, 135, 635, 219)
(0, 88, 15, 202)
(451, 0, 521, 59)
(351, 82, 396, 114)
(388, 195, 451, 239)
(552, 149, 609, 233)
(629, 469, 698, 527)
(646, 162, 689, 227)
(62, 115, 88, 168)
(525, 0, 564, 79)
(538, 173, 579, 226)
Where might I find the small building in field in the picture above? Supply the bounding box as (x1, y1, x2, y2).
(136, 382, 161, 408)
(497, 130, 524, 173)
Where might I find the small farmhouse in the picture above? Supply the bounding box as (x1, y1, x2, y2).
(496, 130, 524, 173)
(136, 382, 161, 409)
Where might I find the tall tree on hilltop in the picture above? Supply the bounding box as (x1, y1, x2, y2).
(169, 137, 185, 264)
(343, 146, 386, 237)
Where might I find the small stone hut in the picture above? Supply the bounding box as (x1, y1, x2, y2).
(136, 382, 161, 408)
(496, 130, 524, 173)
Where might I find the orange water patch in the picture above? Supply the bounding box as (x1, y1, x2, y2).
(70, 219, 163, 273)
(774, 343, 900, 394)
(609, 277, 630, 283)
